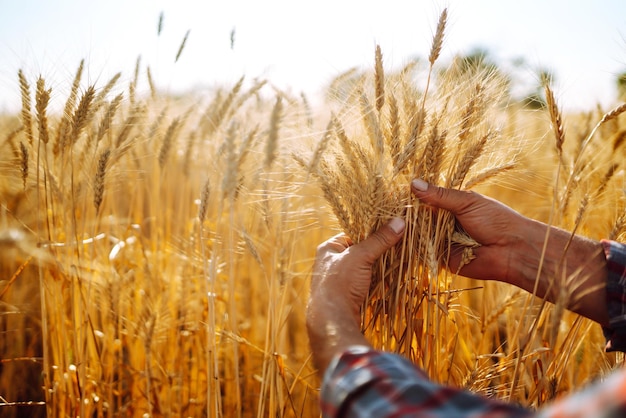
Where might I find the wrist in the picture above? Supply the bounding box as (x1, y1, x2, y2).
(306, 295, 370, 373)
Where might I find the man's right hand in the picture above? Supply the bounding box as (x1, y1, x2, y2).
(410, 178, 609, 326)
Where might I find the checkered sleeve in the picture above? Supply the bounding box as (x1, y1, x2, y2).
(601, 240, 626, 352)
(320, 345, 532, 418)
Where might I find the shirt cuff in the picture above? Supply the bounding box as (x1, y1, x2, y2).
(601, 240, 626, 352)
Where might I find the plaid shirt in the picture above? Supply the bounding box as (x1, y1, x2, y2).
(321, 240, 626, 418)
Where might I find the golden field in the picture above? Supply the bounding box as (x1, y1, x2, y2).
(1, 11, 625, 417)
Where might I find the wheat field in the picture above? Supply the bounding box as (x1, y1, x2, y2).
(1, 9, 625, 417)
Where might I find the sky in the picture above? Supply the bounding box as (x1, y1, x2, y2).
(0, 0, 625, 113)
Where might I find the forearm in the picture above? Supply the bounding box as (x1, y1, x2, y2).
(510, 217, 609, 325)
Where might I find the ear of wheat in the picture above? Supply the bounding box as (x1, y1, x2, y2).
(300, 8, 521, 378)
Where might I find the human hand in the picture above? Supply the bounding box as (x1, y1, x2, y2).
(411, 178, 530, 283)
(307, 218, 405, 373)
(410, 178, 608, 325)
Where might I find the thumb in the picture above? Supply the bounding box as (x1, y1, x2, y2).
(355, 217, 405, 263)
(411, 178, 475, 215)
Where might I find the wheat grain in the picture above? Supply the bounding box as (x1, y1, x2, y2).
(69, 86, 96, 147)
(544, 84, 565, 157)
(157, 11, 164, 36)
(612, 129, 626, 151)
(464, 163, 516, 189)
(429, 8, 447, 66)
(53, 60, 84, 155)
(458, 83, 484, 143)
(93, 72, 121, 112)
(359, 90, 385, 160)
(417, 116, 446, 182)
(232, 79, 267, 110)
(93, 149, 110, 212)
(146, 66, 156, 99)
(96, 93, 124, 146)
(128, 56, 141, 106)
(594, 162, 619, 198)
(198, 177, 211, 222)
(394, 109, 426, 175)
(17, 70, 34, 149)
(19, 141, 28, 190)
(222, 122, 239, 197)
(300, 92, 314, 128)
(598, 102, 626, 125)
(4, 126, 23, 158)
(374, 44, 385, 112)
(318, 175, 352, 234)
(115, 104, 145, 148)
(333, 115, 368, 188)
(308, 118, 335, 174)
(35, 77, 51, 145)
(204, 76, 245, 136)
(609, 210, 626, 241)
(182, 129, 197, 177)
(265, 96, 282, 170)
(158, 117, 181, 168)
(386, 93, 402, 167)
(449, 130, 492, 189)
(175, 30, 190, 63)
(241, 228, 264, 269)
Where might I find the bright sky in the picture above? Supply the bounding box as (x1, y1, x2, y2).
(0, 0, 625, 113)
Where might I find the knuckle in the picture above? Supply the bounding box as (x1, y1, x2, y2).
(434, 185, 448, 201)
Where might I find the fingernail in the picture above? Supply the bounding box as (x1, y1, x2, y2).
(412, 178, 428, 192)
(389, 217, 406, 234)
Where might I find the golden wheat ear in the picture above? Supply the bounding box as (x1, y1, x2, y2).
(18, 69, 33, 146)
(429, 8, 447, 67)
(374, 44, 385, 112)
(93, 149, 110, 213)
(35, 77, 51, 145)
